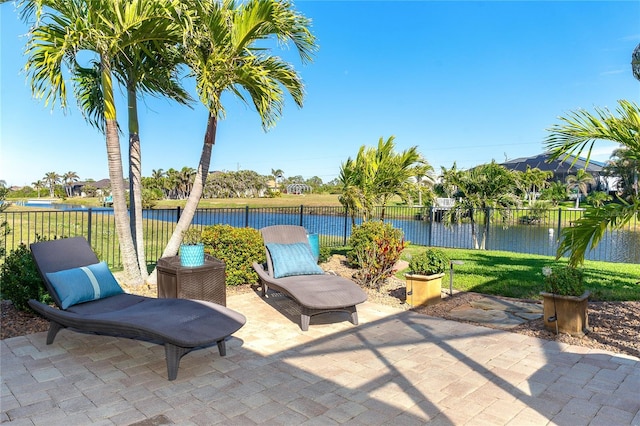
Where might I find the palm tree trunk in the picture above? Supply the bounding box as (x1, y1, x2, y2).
(147, 112, 216, 285)
(470, 210, 479, 249)
(101, 59, 142, 286)
(127, 86, 148, 281)
(480, 208, 491, 250)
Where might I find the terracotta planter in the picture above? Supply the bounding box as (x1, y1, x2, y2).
(405, 273, 445, 307)
(541, 291, 591, 336)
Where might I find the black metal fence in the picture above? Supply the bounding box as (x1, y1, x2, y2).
(2, 205, 639, 268)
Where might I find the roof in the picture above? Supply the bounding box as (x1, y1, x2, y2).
(500, 152, 604, 174)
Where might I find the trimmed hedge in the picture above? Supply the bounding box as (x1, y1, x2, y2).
(201, 224, 265, 286)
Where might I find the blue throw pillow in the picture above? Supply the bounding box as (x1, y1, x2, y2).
(266, 242, 324, 279)
(46, 261, 124, 309)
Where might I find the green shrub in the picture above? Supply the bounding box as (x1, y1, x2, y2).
(408, 248, 449, 275)
(347, 221, 399, 267)
(0, 243, 51, 311)
(318, 246, 331, 264)
(542, 265, 585, 296)
(348, 221, 406, 289)
(201, 225, 265, 286)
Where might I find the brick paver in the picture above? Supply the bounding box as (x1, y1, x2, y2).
(2, 292, 639, 425)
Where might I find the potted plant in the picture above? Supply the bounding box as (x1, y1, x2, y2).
(180, 227, 205, 267)
(541, 265, 590, 336)
(405, 248, 449, 306)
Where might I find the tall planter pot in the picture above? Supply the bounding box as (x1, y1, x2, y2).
(179, 243, 205, 267)
(405, 273, 445, 307)
(541, 291, 591, 336)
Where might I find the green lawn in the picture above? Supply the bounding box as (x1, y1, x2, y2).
(29, 194, 344, 208)
(398, 246, 639, 302)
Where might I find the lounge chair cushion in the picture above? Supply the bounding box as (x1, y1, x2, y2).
(266, 242, 324, 278)
(46, 261, 124, 309)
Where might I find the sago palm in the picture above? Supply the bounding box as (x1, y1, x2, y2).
(545, 99, 640, 266)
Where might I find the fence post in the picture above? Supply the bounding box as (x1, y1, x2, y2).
(429, 206, 434, 247)
(299, 205, 304, 226)
(485, 207, 491, 250)
(176, 206, 181, 223)
(87, 208, 92, 244)
(557, 207, 562, 238)
(343, 206, 348, 246)
(245, 205, 249, 227)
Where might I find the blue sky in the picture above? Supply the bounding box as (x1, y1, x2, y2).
(1, 1, 639, 188)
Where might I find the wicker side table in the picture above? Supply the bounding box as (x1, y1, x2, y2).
(157, 255, 226, 306)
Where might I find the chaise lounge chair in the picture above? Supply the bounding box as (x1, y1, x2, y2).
(252, 225, 367, 331)
(28, 237, 246, 380)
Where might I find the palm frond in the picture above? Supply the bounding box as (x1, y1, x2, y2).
(557, 199, 640, 266)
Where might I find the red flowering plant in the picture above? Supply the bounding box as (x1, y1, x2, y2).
(349, 222, 406, 290)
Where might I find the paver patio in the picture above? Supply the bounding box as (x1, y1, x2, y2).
(2, 291, 639, 425)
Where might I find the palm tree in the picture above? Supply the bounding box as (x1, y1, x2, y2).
(338, 159, 366, 227)
(338, 137, 423, 221)
(339, 145, 377, 222)
(23, 0, 182, 285)
(62, 171, 79, 197)
(151, 0, 317, 281)
(441, 161, 521, 249)
(32, 180, 45, 198)
(271, 168, 284, 189)
(61, 3, 188, 281)
(371, 137, 423, 220)
(565, 169, 596, 209)
(518, 166, 552, 205)
(603, 147, 639, 199)
(165, 168, 180, 199)
(545, 99, 640, 266)
(412, 163, 435, 207)
(540, 180, 568, 206)
(43, 172, 60, 198)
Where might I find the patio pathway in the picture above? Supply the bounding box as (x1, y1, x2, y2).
(447, 296, 544, 329)
(2, 291, 639, 425)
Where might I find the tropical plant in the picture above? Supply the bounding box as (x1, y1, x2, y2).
(151, 0, 318, 285)
(23, 0, 185, 285)
(339, 136, 424, 223)
(31, 180, 45, 198)
(60, 1, 188, 280)
(271, 168, 284, 189)
(586, 191, 611, 208)
(411, 163, 435, 207)
(0, 241, 52, 311)
(181, 227, 203, 245)
(43, 171, 60, 198)
(408, 248, 449, 276)
(566, 169, 596, 209)
(348, 221, 406, 290)
(541, 265, 585, 297)
(201, 225, 265, 287)
(602, 147, 639, 199)
(545, 99, 640, 266)
(440, 161, 521, 249)
(62, 171, 79, 197)
(517, 166, 553, 205)
(539, 180, 567, 206)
